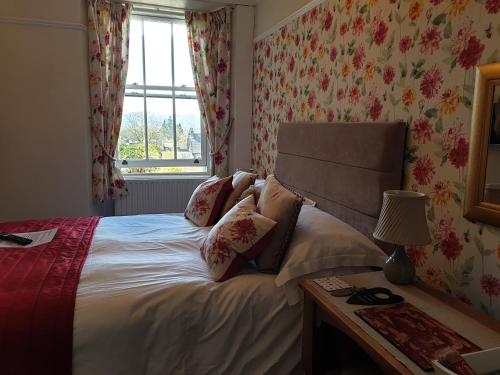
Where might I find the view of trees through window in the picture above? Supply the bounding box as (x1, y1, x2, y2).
(118, 15, 206, 174)
(120, 114, 188, 159)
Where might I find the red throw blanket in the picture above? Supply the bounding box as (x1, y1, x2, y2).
(0, 216, 100, 375)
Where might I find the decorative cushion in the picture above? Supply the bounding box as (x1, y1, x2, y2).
(201, 196, 277, 282)
(184, 175, 233, 226)
(255, 175, 303, 273)
(219, 170, 257, 218)
(239, 185, 262, 203)
(238, 178, 306, 207)
(236, 168, 258, 174)
(238, 179, 307, 207)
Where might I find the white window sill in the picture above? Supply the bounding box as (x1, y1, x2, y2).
(123, 174, 209, 182)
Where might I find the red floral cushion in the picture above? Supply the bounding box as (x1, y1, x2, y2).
(200, 196, 277, 282)
(184, 175, 233, 226)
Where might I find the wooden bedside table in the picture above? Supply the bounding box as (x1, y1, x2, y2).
(300, 271, 500, 375)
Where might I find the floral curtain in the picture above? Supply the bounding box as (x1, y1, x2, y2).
(186, 8, 232, 177)
(88, 0, 131, 202)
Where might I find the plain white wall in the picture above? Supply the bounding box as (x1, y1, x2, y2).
(0, 0, 99, 221)
(0, 1, 255, 222)
(2, 0, 84, 23)
(254, 0, 312, 37)
(229, 5, 254, 173)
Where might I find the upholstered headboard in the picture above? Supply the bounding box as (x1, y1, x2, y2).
(275, 122, 407, 243)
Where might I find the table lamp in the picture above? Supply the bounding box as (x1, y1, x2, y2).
(373, 190, 431, 285)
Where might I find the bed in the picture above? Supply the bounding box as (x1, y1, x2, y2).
(1, 121, 406, 375)
(73, 214, 302, 375)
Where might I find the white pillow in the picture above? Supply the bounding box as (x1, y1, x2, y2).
(275, 205, 387, 289)
(254, 178, 266, 188)
(302, 197, 316, 207)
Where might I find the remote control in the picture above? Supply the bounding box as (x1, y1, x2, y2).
(0, 233, 33, 246)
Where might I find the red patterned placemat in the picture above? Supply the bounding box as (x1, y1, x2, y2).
(355, 302, 481, 371)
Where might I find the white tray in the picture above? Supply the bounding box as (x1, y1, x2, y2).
(432, 347, 500, 374)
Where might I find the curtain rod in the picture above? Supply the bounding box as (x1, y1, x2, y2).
(113, 0, 252, 13)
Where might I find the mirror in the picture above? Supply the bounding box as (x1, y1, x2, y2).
(464, 63, 500, 227)
(485, 84, 500, 205)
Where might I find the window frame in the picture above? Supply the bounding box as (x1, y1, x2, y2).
(117, 13, 207, 172)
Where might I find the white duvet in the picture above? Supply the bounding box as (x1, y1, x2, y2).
(73, 214, 302, 375)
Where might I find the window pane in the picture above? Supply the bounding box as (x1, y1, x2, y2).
(173, 24, 195, 88)
(146, 97, 174, 160)
(126, 19, 143, 85)
(119, 96, 146, 160)
(126, 88, 143, 96)
(146, 89, 173, 98)
(119, 15, 206, 174)
(176, 98, 201, 159)
(144, 20, 172, 86)
(175, 90, 197, 99)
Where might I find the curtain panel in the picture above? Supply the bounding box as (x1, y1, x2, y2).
(186, 8, 232, 177)
(88, 0, 131, 202)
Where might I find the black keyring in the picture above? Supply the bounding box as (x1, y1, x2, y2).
(347, 287, 404, 305)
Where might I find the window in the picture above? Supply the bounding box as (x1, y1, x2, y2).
(118, 14, 207, 174)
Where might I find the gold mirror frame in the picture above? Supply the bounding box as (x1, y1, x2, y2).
(464, 63, 500, 227)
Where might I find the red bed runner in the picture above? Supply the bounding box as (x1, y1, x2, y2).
(0, 216, 100, 375)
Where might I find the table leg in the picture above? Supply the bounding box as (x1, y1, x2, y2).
(303, 293, 317, 375)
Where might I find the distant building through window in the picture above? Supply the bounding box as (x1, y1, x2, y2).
(117, 13, 207, 174)
(187, 128, 202, 159)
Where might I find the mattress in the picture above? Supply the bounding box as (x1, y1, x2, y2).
(73, 214, 302, 375)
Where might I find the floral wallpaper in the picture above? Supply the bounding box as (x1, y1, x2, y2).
(252, 0, 500, 317)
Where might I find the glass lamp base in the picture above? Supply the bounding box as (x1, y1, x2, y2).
(383, 245, 415, 285)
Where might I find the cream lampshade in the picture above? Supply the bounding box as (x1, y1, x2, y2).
(374, 190, 431, 284)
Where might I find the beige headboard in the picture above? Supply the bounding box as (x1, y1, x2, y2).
(275, 122, 407, 243)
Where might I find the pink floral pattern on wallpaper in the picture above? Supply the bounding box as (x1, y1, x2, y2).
(252, 0, 500, 317)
